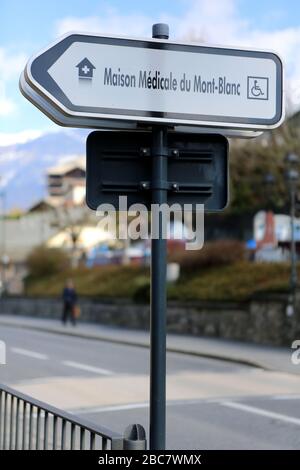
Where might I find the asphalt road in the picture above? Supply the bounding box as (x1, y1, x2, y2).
(1, 324, 300, 449)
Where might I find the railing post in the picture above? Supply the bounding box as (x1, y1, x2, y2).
(44, 411, 49, 450)
(9, 395, 14, 449)
(15, 398, 20, 450)
(22, 402, 27, 449)
(0, 391, 3, 450)
(3, 392, 7, 449)
(123, 424, 147, 450)
(110, 436, 124, 450)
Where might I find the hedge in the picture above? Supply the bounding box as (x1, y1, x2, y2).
(25, 261, 294, 302)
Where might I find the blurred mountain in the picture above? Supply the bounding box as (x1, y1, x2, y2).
(0, 129, 89, 211)
(0, 113, 298, 214)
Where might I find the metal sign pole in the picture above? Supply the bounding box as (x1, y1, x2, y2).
(149, 23, 169, 451)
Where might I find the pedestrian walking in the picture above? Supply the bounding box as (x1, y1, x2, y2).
(62, 279, 78, 326)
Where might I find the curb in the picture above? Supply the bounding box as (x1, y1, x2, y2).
(0, 318, 268, 371)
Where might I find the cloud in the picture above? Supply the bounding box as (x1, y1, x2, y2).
(176, 0, 248, 43)
(0, 129, 45, 147)
(0, 98, 16, 117)
(0, 48, 27, 81)
(55, 7, 154, 38)
(0, 82, 16, 117)
(54, 0, 300, 112)
(54, 0, 246, 43)
(0, 47, 27, 117)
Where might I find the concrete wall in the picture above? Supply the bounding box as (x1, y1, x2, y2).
(1, 293, 299, 346)
(3, 212, 58, 263)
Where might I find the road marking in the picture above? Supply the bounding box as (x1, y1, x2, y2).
(71, 396, 300, 416)
(11, 347, 48, 360)
(62, 360, 113, 376)
(73, 402, 149, 415)
(71, 399, 221, 415)
(222, 401, 300, 426)
(272, 395, 300, 400)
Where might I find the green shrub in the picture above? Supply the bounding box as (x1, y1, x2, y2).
(26, 246, 70, 279)
(169, 239, 245, 272)
(25, 264, 149, 298)
(132, 276, 150, 303)
(168, 261, 291, 301)
(25, 257, 294, 303)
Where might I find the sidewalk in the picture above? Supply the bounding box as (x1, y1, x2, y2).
(0, 313, 297, 375)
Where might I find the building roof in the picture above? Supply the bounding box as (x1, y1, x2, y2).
(27, 196, 62, 213)
(27, 200, 55, 213)
(47, 156, 85, 176)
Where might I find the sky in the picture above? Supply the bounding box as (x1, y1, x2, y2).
(1, 0, 300, 146)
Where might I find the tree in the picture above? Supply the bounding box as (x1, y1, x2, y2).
(27, 245, 70, 279)
(51, 204, 91, 268)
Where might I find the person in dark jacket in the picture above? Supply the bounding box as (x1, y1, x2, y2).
(62, 279, 78, 326)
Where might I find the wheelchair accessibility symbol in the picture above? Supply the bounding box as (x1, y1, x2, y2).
(247, 76, 269, 100)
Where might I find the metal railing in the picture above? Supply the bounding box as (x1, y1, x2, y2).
(0, 383, 123, 450)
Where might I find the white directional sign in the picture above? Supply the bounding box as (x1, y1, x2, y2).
(20, 71, 262, 138)
(21, 32, 284, 131)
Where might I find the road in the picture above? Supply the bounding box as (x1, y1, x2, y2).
(1, 324, 300, 449)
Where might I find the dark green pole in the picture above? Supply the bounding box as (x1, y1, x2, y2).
(149, 23, 169, 450)
(290, 184, 297, 308)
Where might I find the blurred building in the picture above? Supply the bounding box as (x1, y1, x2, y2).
(0, 210, 59, 294)
(1, 156, 90, 293)
(47, 156, 85, 207)
(254, 210, 300, 262)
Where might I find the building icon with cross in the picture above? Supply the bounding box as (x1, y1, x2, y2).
(76, 58, 96, 79)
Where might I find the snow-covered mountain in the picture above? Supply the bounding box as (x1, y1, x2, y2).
(0, 129, 89, 211)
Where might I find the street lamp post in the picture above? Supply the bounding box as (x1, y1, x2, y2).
(289, 170, 298, 291)
(285, 153, 300, 312)
(264, 172, 276, 210)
